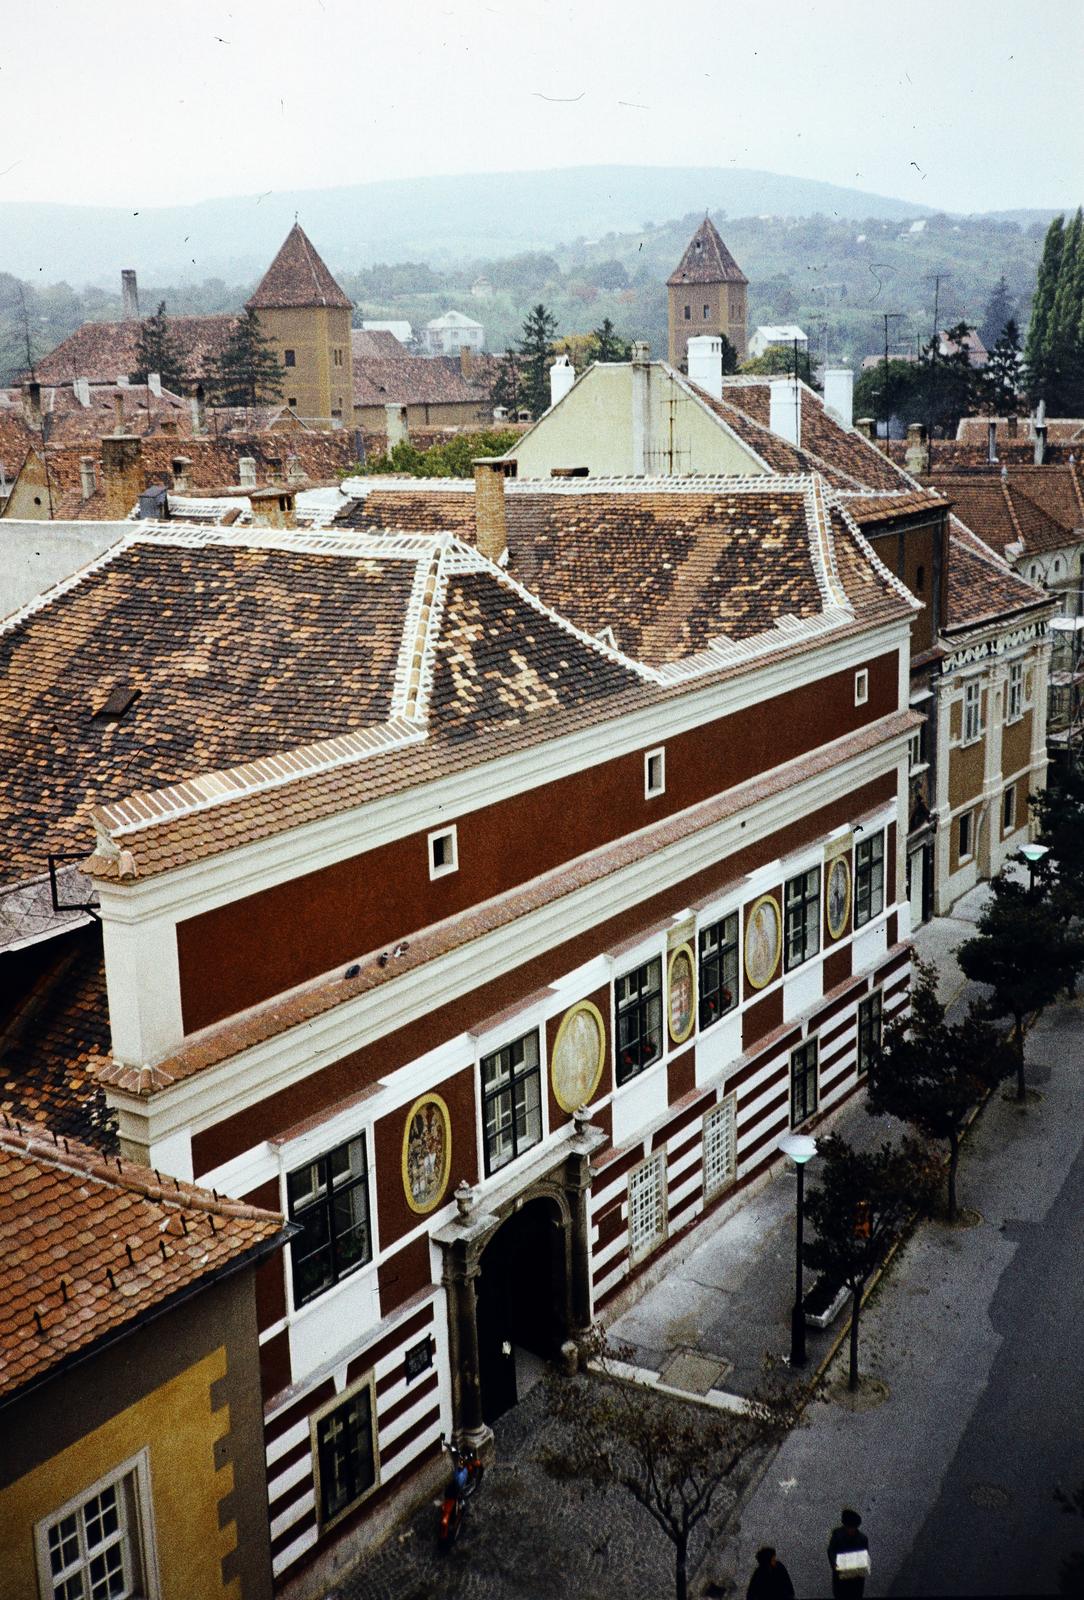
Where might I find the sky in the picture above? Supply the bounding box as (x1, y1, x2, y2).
(1, 0, 1081, 215)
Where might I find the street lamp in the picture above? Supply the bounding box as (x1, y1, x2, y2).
(778, 1131, 818, 1367)
(1019, 841, 1049, 894)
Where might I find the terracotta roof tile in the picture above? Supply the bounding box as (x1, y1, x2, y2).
(944, 516, 1052, 630)
(929, 467, 1084, 559)
(246, 224, 352, 311)
(667, 218, 748, 286)
(717, 378, 913, 492)
(33, 316, 239, 388)
(353, 353, 499, 409)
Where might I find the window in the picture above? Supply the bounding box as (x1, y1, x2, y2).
(684, 304, 691, 320)
(481, 1030, 542, 1175)
(857, 990, 883, 1078)
(958, 809, 973, 861)
(284, 348, 296, 367)
(963, 680, 982, 743)
(644, 746, 665, 798)
(698, 913, 738, 1029)
(313, 1378, 377, 1527)
(287, 1134, 372, 1306)
(854, 832, 885, 927)
(1003, 786, 1016, 832)
(914, 563, 925, 595)
(616, 957, 663, 1085)
(333, 347, 344, 367)
(790, 1039, 819, 1126)
(784, 866, 821, 970)
(428, 825, 458, 879)
(703, 304, 710, 319)
(1007, 661, 1023, 721)
(854, 669, 869, 706)
(37, 1457, 156, 1600)
(628, 1150, 667, 1262)
(703, 1095, 737, 1199)
(908, 724, 926, 772)
(287, 396, 298, 409)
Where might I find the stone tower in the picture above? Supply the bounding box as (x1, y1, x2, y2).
(667, 217, 748, 369)
(246, 224, 353, 427)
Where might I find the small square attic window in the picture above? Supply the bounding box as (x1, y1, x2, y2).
(94, 686, 140, 721)
(644, 747, 666, 798)
(428, 826, 458, 879)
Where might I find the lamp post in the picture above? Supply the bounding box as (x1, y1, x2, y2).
(1019, 841, 1049, 895)
(778, 1131, 818, 1367)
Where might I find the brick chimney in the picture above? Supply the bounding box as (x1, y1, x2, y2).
(905, 422, 930, 476)
(21, 380, 42, 431)
(121, 269, 140, 321)
(854, 417, 876, 441)
(473, 457, 517, 563)
(100, 435, 144, 518)
(79, 455, 97, 500)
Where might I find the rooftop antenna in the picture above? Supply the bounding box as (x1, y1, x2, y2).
(925, 272, 952, 464)
(881, 312, 903, 443)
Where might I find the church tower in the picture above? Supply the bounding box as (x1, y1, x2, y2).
(246, 224, 353, 427)
(667, 217, 748, 369)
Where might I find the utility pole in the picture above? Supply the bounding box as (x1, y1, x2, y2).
(881, 312, 903, 443)
(925, 273, 952, 466)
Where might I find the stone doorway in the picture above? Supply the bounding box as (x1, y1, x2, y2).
(476, 1195, 567, 1424)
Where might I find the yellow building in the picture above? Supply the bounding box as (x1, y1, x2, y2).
(667, 217, 749, 368)
(0, 1127, 287, 1600)
(246, 225, 354, 428)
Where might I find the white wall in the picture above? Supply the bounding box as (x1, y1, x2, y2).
(0, 520, 129, 619)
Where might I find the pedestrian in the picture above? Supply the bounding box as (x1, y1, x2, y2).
(746, 1545, 795, 1599)
(827, 1508, 871, 1597)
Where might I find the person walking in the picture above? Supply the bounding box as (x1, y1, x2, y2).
(746, 1545, 795, 1599)
(827, 1509, 871, 1598)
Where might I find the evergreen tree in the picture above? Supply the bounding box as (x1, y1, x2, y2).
(517, 303, 558, 419)
(979, 276, 1016, 350)
(913, 323, 980, 436)
(588, 317, 631, 363)
(489, 349, 523, 416)
(206, 310, 284, 407)
(981, 318, 1024, 417)
(131, 302, 189, 392)
(1032, 765, 1084, 919)
(1025, 214, 1072, 407)
(718, 332, 740, 375)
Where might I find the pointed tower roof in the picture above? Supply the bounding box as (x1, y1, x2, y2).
(246, 224, 353, 311)
(667, 217, 748, 287)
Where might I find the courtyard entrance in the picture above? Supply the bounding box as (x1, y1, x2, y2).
(476, 1195, 568, 1424)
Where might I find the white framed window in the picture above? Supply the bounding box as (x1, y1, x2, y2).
(1002, 786, 1016, 833)
(907, 724, 927, 773)
(703, 1095, 737, 1200)
(644, 747, 666, 798)
(36, 1452, 159, 1600)
(958, 809, 973, 862)
(628, 1150, 667, 1263)
(311, 1372, 379, 1530)
(963, 681, 982, 743)
(790, 1039, 819, 1127)
(1007, 662, 1023, 722)
(428, 825, 458, 879)
(854, 669, 869, 706)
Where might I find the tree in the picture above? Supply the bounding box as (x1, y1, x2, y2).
(131, 301, 189, 392)
(587, 317, 631, 363)
(1032, 765, 1084, 917)
(205, 309, 284, 407)
(540, 1331, 807, 1600)
(866, 958, 1016, 1219)
(517, 303, 558, 419)
(913, 323, 981, 436)
(854, 358, 919, 431)
(358, 428, 520, 478)
(593, 258, 630, 291)
(957, 870, 1084, 1100)
(718, 333, 740, 375)
(979, 275, 1017, 350)
(802, 1134, 919, 1391)
(980, 318, 1025, 418)
(741, 344, 820, 389)
(489, 348, 523, 416)
(1025, 211, 1084, 413)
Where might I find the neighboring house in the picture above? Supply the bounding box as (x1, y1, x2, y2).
(667, 217, 749, 367)
(748, 325, 809, 359)
(352, 348, 499, 437)
(956, 415, 1084, 450)
(938, 328, 988, 366)
(0, 1125, 287, 1600)
(420, 310, 485, 356)
(360, 320, 414, 346)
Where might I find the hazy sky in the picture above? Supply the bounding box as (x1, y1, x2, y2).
(2, 0, 1080, 213)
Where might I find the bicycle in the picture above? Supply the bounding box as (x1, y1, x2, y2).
(436, 1433, 485, 1550)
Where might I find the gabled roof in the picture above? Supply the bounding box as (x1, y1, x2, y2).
(351, 328, 409, 360)
(31, 315, 239, 387)
(667, 217, 748, 287)
(0, 1123, 284, 1404)
(353, 352, 499, 408)
(246, 224, 352, 312)
(944, 515, 1052, 630)
(928, 466, 1084, 559)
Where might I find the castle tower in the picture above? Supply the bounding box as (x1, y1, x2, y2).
(246, 224, 353, 426)
(667, 217, 748, 369)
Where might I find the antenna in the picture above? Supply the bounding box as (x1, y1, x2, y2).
(18, 285, 55, 520)
(881, 312, 904, 442)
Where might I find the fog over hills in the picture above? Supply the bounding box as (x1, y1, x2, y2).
(0, 163, 1024, 286)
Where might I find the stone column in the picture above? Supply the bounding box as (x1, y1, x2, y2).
(436, 1209, 499, 1458)
(564, 1123, 609, 1352)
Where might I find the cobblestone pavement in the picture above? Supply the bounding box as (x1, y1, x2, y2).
(335, 1377, 754, 1600)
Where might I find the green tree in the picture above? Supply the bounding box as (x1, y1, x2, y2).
(803, 1134, 920, 1391)
(1032, 766, 1084, 919)
(588, 317, 631, 363)
(957, 871, 1084, 1100)
(489, 348, 523, 416)
(206, 309, 284, 407)
(913, 323, 981, 436)
(131, 301, 189, 392)
(358, 428, 519, 478)
(517, 302, 559, 419)
(1025, 212, 1084, 412)
(853, 358, 918, 429)
(980, 318, 1024, 417)
(979, 276, 1017, 350)
(741, 344, 820, 389)
(866, 959, 1015, 1219)
(540, 1330, 807, 1600)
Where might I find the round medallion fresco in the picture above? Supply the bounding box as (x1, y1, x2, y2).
(826, 854, 852, 941)
(550, 1001, 606, 1114)
(744, 894, 782, 990)
(667, 944, 696, 1044)
(402, 1094, 452, 1214)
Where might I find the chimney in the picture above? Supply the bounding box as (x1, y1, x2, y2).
(472, 457, 516, 563)
(171, 455, 192, 493)
(100, 435, 144, 518)
(121, 269, 139, 321)
(549, 353, 575, 408)
(21, 380, 42, 431)
(79, 455, 97, 500)
(113, 392, 125, 434)
(769, 376, 802, 448)
(855, 417, 876, 441)
(905, 422, 930, 476)
(385, 402, 408, 451)
(630, 340, 650, 365)
(238, 456, 258, 488)
(1034, 398, 1047, 464)
(286, 454, 305, 483)
(73, 376, 91, 408)
(147, 372, 162, 399)
(686, 335, 723, 400)
(190, 384, 207, 437)
(459, 344, 474, 380)
(987, 420, 998, 463)
(266, 455, 284, 484)
(822, 368, 854, 430)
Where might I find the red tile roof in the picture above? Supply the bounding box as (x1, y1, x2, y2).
(32, 316, 239, 387)
(928, 466, 1084, 559)
(246, 224, 352, 312)
(667, 218, 748, 287)
(353, 353, 499, 410)
(0, 1124, 284, 1402)
(945, 515, 1053, 630)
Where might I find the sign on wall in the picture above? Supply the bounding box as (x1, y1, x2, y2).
(551, 1000, 607, 1113)
(402, 1094, 452, 1214)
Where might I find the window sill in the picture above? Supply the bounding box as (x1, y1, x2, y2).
(908, 762, 930, 778)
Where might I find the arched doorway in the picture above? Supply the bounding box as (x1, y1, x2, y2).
(475, 1195, 568, 1424)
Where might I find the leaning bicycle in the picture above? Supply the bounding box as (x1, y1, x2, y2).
(436, 1433, 484, 1550)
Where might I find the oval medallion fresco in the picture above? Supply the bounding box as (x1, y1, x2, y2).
(550, 1001, 607, 1113)
(744, 894, 782, 990)
(826, 854, 852, 941)
(667, 944, 696, 1044)
(402, 1094, 452, 1214)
